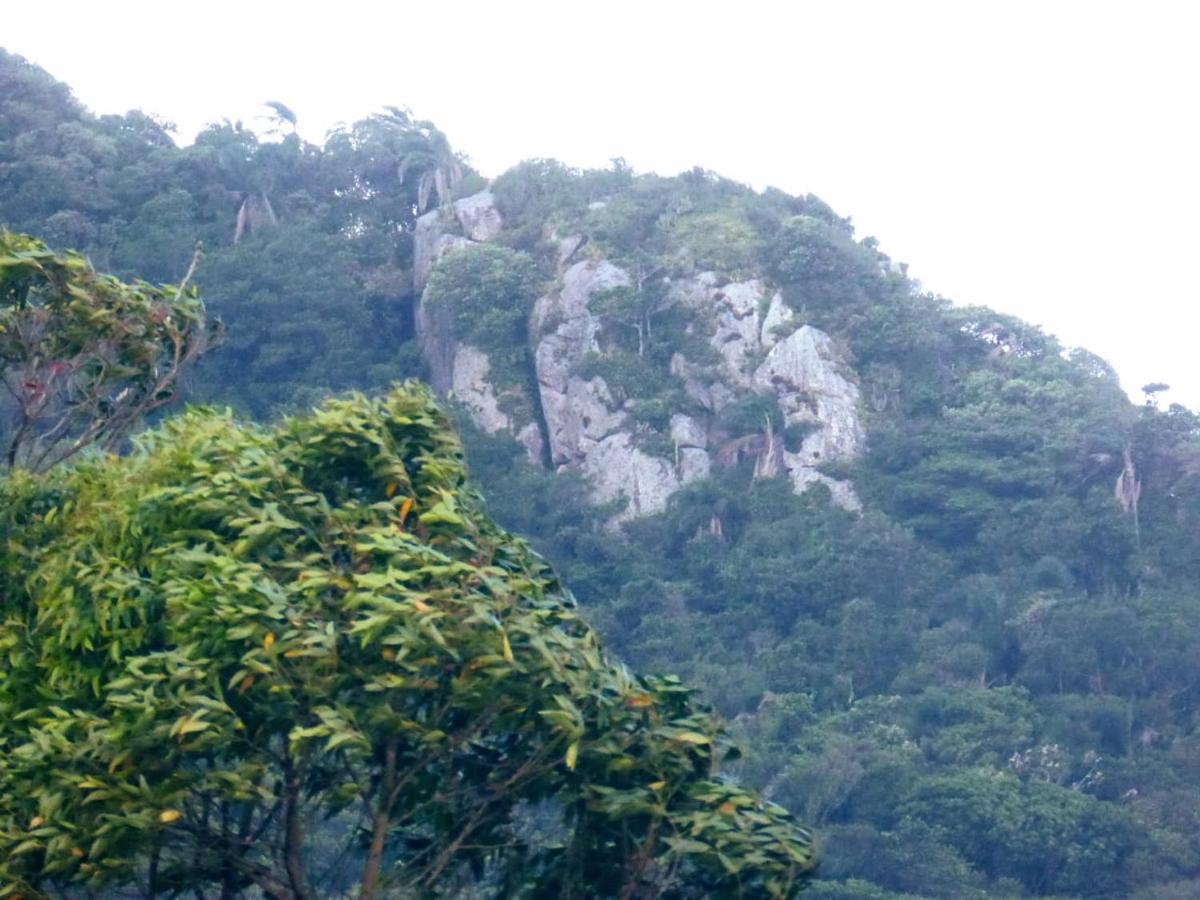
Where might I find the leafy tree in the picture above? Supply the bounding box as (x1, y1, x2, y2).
(422, 243, 542, 388)
(0, 385, 815, 898)
(0, 230, 218, 472)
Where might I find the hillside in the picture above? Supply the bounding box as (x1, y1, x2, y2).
(3, 48, 1200, 898)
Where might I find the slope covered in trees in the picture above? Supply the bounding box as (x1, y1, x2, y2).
(3, 48, 1200, 897)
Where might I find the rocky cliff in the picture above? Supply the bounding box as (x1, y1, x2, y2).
(415, 189, 865, 521)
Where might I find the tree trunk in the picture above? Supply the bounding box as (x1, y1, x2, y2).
(360, 739, 398, 900)
(283, 761, 312, 900)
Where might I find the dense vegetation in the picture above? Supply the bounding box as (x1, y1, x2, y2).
(0, 384, 813, 897)
(4, 47, 1200, 898)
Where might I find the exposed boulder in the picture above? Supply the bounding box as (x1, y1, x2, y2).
(412, 190, 503, 289)
(412, 192, 865, 519)
(670, 413, 707, 449)
(556, 234, 588, 271)
(790, 467, 864, 512)
(710, 279, 765, 386)
(530, 260, 708, 518)
(453, 190, 503, 242)
(582, 433, 681, 523)
(450, 344, 510, 434)
(754, 325, 864, 463)
(414, 210, 471, 291)
(671, 414, 711, 485)
(671, 352, 736, 413)
(414, 282, 460, 394)
(533, 260, 630, 468)
(678, 447, 712, 484)
(760, 292, 795, 350)
(753, 325, 864, 510)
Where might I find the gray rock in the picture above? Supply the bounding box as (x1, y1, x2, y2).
(678, 446, 712, 484)
(415, 289, 459, 394)
(671, 353, 727, 412)
(450, 344, 509, 434)
(582, 433, 680, 522)
(516, 422, 544, 465)
(453, 190, 503, 242)
(412, 191, 500, 291)
(752, 325, 864, 510)
(673, 270, 720, 311)
(760, 292, 796, 350)
(711, 279, 766, 385)
(754, 325, 864, 462)
(442, 344, 545, 464)
(788, 467, 864, 512)
(670, 413, 707, 448)
(556, 234, 588, 270)
(413, 210, 471, 290)
(533, 260, 630, 467)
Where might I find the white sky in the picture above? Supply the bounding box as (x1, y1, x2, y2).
(6, 1, 1199, 408)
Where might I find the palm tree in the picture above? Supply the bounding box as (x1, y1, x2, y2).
(377, 107, 462, 214)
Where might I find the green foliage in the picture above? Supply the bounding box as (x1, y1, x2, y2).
(191, 219, 401, 417)
(0, 230, 218, 472)
(422, 244, 542, 390)
(0, 385, 814, 898)
(670, 211, 760, 276)
(7, 48, 1200, 897)
(900, 772, 1136, 895)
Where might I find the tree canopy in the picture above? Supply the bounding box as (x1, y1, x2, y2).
(0, 385, 814, 898)
(0, 230, 217, 472)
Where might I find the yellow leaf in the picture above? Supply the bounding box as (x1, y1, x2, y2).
(411, 598, 432, 613)
(565, 742, 579, 771)
(385, 481, 398, 498)
(238, 675, 255, 694)
(625, 693, 654, 709)
(283, 649, 303, 658)
(501, 633, 514, 663)
(159, 810, 182, 825)
(263, 632, 275, 651)
(381, 648, 396, 662)
(649, 780, 667, 791)
(672, 731, 711, 745)
(175, 716, 210, 737)
(71, 847, 85, 859)
(28, 816, 44, 829)
(717, 801, 736, 816)
(398, 497, 414, 523)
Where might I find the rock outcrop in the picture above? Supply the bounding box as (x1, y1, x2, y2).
(453, 190, 503, 242)
(413, 190, 503, 290)
(531, 260, 706, 520)
(533, 260, 628, 467)
(753, 325, 864, 506)
(414, 192, 867, 520)
(668, 273, 864, 509)
(413, 190, 544, 463)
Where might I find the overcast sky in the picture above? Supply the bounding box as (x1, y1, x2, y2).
(7, 1, 1199, 407)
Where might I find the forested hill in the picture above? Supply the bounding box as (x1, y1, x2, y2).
(4, 47, 1200, 897)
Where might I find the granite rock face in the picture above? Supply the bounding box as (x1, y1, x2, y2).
(450, 344, 509, 434)
(531, 260, 702, 520)
(414, 195, 867, 518)
(413, 190, 504, 289)
(752, 325, 864, 505)
(533, 260, 628, 467)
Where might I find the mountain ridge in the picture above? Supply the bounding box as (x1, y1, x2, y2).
(4, 48, 1200, 898)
